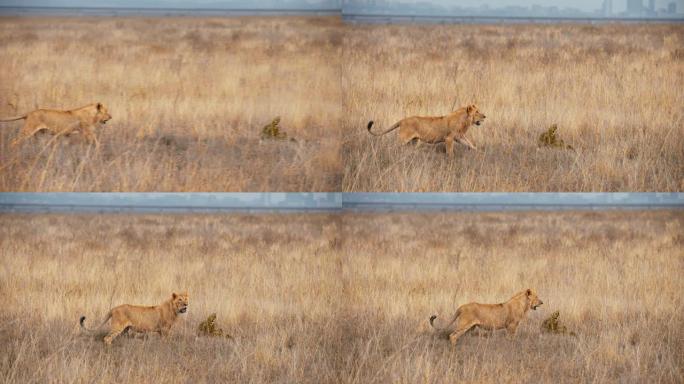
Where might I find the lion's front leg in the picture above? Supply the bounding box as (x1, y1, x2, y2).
(445, 136, 455, 157)
(505, 321, 519, 339)
(86, 130, 100, 148)
(80, 124, 100, 148)
(458, 136, 477, 151)
(158, 325, 174, 338)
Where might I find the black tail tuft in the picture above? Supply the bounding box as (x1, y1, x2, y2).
(79, 316, 86, 326)
(429, 315, 437, 325)
(367, 121, 374, 131)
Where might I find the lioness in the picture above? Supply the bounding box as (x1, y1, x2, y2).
(429, 289, 543, 345)
(1, 103, 112, 148)
(80, 292, 189, 345)
(367, 104, 486, 157)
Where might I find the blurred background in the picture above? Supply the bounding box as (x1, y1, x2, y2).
(343, 0, 684, 21)
(0, 0, 341, 15)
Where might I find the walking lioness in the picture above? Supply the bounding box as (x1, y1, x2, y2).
(367, 104, 486, 157)
(429, 289, 543, 345)
(1, 103, 112, 148)
(80, 292, 189, 345)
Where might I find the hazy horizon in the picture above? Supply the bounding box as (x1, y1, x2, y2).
(1, 0, 683, 17)
(0, 0, 341, 9)
(344, 0, 684, 17)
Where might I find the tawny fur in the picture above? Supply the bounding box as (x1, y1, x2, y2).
(1, 103, 112, 148)
(430, 289, 543, 345)
(80, 292, 188, 345)
(367, 104, 486, 157)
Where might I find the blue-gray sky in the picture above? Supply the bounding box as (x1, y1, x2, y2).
(0, 0, 341, 9)
(2, 0, 683, 15)
(345, 0, 684, 15)
(402, 0, 683, 13)
(430, 0, 601, 12)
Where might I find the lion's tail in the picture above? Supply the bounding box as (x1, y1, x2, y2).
(429, 308, 460, 334)
(367, 120, 401, 136)
(79, 311, 111, 333)
(0, 115, 26, 123)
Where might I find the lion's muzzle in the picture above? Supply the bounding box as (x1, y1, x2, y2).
(179, 306, 188, 313)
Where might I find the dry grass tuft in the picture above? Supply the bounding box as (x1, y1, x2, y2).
(260, 116, 293, 141)
(541, 310, 574, 336)
(0, 16, 343, 191)
(538, 124, 574, 150)
(197, 313, 232, 338)
(343, 23, 684, 191)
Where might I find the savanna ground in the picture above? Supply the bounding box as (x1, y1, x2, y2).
(340, 210, 683, 382)
(0, 17, 342, 191)
(343, 23, 684, 191)
(0, 213, 344, 383)
(1, 211, 682, 383)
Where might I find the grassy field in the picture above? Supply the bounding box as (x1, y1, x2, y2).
(339, 210, 683, 382)
(1, 211, 682, 383)
(343, 23, 684, 191)
(1, 19, 681, 192)
(0, 213, 344, 383)
(0, 17, 343, 191)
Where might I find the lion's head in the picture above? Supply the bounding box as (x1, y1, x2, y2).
(525, 288, 543, 311)
(466, 104, 486, 126)
(95, 102, 112, 124)
(171, 292, 189, 314)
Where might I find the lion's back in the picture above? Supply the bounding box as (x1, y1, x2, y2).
(458, 302, 508, 327)
(26, 109, 81, 129)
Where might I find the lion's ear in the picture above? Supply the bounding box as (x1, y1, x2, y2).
(96, 103, 102, 110)
(526, 289, 532, 296)
(466, 105, 474, 114)
(172, 292, 177, 299)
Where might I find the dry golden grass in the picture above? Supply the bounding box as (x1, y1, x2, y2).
(0, 213, 344, 383)
(0, 17, 343, 191)
(2, 19, 681, 192)
(340, 210, 683, 382)
(343, 23, 684, 191)
(1, 211, 682, 383)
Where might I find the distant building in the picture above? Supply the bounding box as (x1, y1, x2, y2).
(627, 0, 644, 15)
(667, 1, 677, 12)
(603, 0, 613, 16)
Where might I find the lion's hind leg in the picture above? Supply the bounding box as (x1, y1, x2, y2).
(398, 128, 420, 146)
(11, 120, 47, 148)
(103, 319, 131, 346)
(449, 319, 479, 346)
(408, 137, 423, 147)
